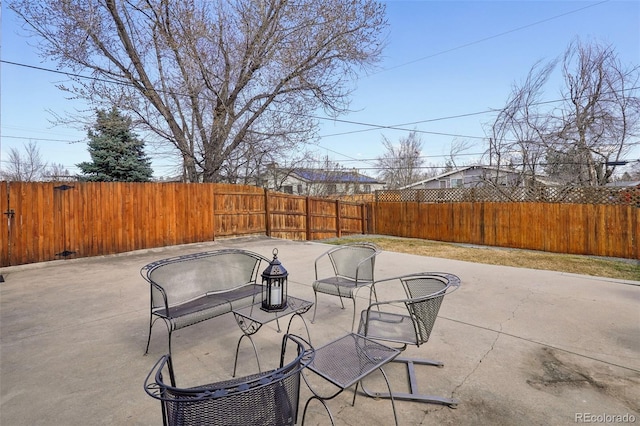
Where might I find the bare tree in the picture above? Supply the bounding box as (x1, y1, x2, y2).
(486, 59, 557, 187)
(1, 141, 48, 181)
(11, 0, 387, 183)
(486, 39, 640, 186)
(43, 163, 72, 181)
(375, 130, 425, 189)
(549, 40, 640, 185)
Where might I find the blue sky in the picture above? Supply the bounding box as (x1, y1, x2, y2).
(1, 0, 639, 179)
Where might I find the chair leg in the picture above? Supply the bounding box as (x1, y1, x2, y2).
(359, 357, 459, 408)
(350, 297, 357, 332)
(311, 290, 319, 324)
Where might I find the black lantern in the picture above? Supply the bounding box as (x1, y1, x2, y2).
(261, 248, 288, 312)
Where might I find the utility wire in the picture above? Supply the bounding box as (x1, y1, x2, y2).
(2, 135, 84, 143)
(0, 0, 631, 173)
(0, 0, 631, 147)
(316, 86, 640, 140)
(374, 0, 611, 74)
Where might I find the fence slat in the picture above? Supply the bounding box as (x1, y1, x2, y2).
(371, 201, 637, 259)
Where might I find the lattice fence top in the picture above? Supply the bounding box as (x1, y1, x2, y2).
(375, 186, 640, 206)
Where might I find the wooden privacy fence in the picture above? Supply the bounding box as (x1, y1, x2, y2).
(371, 201, 639, 260)
(2, 182, 638, 267)
(0, 181, 368, 267)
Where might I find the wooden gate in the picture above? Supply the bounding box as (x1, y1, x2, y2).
(0, 181, 77, 267)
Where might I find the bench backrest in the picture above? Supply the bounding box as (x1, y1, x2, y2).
(141, 249, 270, 309)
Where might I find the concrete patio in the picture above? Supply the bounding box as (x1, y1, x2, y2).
(1, 236, 638, 425)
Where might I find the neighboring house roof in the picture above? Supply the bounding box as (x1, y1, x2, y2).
(605, 181, 640, 187)
(290, 169, 384, 185)
(399, 165, 521, 189)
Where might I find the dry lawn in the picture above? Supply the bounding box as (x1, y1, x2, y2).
(328, 236, 640, 282)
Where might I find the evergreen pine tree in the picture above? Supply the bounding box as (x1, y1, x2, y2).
(77, 108, 153, 182)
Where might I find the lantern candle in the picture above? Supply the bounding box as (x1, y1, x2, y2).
(270, 285, 282, 305)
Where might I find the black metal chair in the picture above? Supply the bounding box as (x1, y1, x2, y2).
(311, 242, 381, 331)
(357, 272, 461, 407)
(144, 334, 314, 426)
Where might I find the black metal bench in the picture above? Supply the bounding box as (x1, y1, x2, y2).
(141, 249, 271, 355)
(144, 334, 314, 426)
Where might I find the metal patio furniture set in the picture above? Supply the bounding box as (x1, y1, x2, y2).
(142, 243, 461, 425)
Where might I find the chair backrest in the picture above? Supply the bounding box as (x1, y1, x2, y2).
(400, 273, 460, 346)
(327, 242, 379, 283)
(145, 334, 313, 426)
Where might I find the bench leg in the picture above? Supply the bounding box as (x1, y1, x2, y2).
(145, 316, 164, 355)
(144, 318, 154, 355)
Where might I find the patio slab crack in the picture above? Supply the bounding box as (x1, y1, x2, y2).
(450, 289, 533, 400)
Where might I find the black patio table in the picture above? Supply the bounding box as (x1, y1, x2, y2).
(232, 295, 313, 376)
(301, 332, 401, 426)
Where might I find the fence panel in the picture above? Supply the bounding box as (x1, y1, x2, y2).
(214, 184, 265, 238)
(307, 198, 339, 240)
(267, 192, 307, 240)
(371, 201, 638, 259)
(339, 201, 365, 236)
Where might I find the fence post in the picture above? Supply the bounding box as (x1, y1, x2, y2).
(335, 199, 342, 238)
(264, 188, 271, 237)
(361, 203, 366, 235)
(306, 196, 311, 241)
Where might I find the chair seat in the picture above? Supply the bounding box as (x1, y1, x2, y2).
(358, 311, 419, 346)
(313, 277, 368, 298)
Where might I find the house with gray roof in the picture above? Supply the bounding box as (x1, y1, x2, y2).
(265, 168, 385, 196)
(400, 165, 528, 189)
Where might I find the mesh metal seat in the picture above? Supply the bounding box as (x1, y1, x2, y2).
(144, 334, 314, 426)
(357, 272, 461, 407)
(311, 242, 380, 331)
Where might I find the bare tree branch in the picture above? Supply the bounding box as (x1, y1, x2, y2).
(11, 0, 388, 182)
(486, 38, 639, 187)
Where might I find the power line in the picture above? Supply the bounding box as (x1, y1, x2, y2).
(316, 85, 640, 140)
(373, 0, 611, 74)
(3, 15, 636, 148)
(2, 0, 633, 169)
(2, 135, 83, 143)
